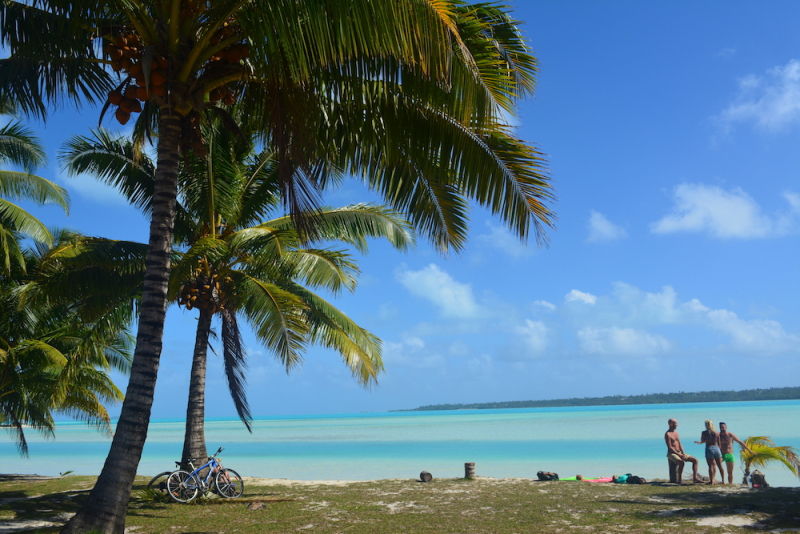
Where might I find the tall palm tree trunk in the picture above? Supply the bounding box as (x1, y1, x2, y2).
(181, 308, 212, 470)
(61, 112, 183, 534)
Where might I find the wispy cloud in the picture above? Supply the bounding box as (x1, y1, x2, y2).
(651, 183, 800, 238)
(383, 336, 445, 368)
(565, 289, 597, 305)
(587, 210, 627, 242)
(533, 300, 556, 311)
(515, 320, 549, 354)
(718, 59, 800, 132)
(577, 326, 671, 356)
(60, 170, 134, 207)
(477, 221, 535, 258)
(524, 282, 800, 360)
(715, 47, 736, 60)
(396, 264, 483, 319)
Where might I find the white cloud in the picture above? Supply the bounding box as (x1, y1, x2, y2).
(587, 210, 627, 242)
(651, 183, 800, 238)
(705, 309, 800, 355)
(611, 283, 682, 324)
(533, 300, 556, 311)
(719, 59, 800, 132)
(477, 221, 535, 258)
(516, 320, 548, 354)
(62, 171, 134, 206)
(715, 47, 736, 60)
(396, 264, 482, 319)
(382, 337, 444, 368)
(577, 327, 671, 356)
(562, 283, 800, 358)
(565, 289, 597, 305)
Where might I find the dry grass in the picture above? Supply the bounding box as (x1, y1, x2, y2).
(1, 474, 799, 533)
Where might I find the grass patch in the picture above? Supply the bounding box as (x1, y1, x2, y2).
(1, 475, 799, 533)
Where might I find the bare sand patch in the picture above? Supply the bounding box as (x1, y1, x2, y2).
(695, 515, 759, 527)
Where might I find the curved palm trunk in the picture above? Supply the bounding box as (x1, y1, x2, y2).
(61, 112, 182, 534)
(181, 308, 212, 470)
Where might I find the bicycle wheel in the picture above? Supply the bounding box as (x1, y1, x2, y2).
(166, 470, 199, 503)
(215, 468, 244, 498)
(147, 471, 172, 494)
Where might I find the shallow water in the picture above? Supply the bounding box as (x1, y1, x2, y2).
(2, 400, 798, 487)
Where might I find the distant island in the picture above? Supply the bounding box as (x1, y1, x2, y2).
(397, 386, 800, 412)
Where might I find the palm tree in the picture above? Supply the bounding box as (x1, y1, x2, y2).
(0, 230, 133, 455)
(2, 3, 553, 531)
(0, 103, 69, 275)
(61, 124, 414, 468)
(740, 436, 800, 483)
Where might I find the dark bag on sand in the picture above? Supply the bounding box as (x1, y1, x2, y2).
(537, 471, 559, 481)
(627, 475, 647, 484)
(751, 470, 769, 488)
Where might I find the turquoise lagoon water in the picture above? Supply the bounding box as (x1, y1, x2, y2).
(2, 400, 799, 487)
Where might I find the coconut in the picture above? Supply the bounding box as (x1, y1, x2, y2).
(107, 90, 124, 105)
(115, 108, 131, 125)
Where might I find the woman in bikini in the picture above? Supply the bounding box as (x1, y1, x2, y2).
(695, 419, 724, 484)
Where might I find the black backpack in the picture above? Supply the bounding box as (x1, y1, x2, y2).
(537, 471, 559, 481)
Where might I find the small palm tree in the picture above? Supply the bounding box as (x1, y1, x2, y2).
(740, 436, 800, 483)
(0, 104, 69, 275)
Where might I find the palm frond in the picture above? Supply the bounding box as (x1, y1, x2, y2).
(0, 197, 53, 245)
(742, 436, 800, 478)
(287, 283, 383, 386)
(0, 120, 47, 171)
(220, 309, 252, 431)
(236, 272, 309, 371)
(59, 129, 156, 214)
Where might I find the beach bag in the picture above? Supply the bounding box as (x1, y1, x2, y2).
(751, 470, 769, 488)
(537, 471, 559, 481)
(627, 475, 647, 485)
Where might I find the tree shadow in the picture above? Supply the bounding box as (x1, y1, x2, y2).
(600, 486, 800, 530)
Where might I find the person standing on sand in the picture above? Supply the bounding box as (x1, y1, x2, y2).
(719, 422, 752, 485)
(695, 419, 724, 484)
(665, 418, 701, 484)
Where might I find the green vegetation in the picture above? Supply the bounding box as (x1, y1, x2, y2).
(0, 231, 133, 455)
(401, 386, 800, 411)
(2, 2, 555, 530)
(1, 474, 798, 533)
(742, 436, 800, 482)
(61, 122, 415, 469)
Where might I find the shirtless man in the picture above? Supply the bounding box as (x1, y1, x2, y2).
(719, 422, 752, 485)
(665, 418, 701, 484)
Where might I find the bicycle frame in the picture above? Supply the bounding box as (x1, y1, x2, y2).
(184, 448, 225, 493)
(167, 446, 242, 502)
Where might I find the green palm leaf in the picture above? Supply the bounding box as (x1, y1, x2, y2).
(741, 436, 800, 478)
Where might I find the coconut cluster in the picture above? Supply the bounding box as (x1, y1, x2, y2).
(178, 269, 228, 314)
(104, 32, 168, 125)
(103, 11, 250, 125)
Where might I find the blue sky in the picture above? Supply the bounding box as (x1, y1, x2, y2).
(14, 1, 800, 420)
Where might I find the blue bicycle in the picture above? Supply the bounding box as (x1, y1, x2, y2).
(166, 447, 244, 503)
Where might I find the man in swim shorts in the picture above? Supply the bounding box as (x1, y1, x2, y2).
(719, 422, 752, 485)
(665, 418, 701, 484)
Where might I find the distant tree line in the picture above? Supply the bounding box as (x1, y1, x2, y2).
(399, 387, 800, 412)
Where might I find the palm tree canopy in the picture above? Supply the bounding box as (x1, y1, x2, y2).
(741, 436, 800, 478)
(60, 125, 414, 427)
(3, 3, 553, 529)
(0, 230, 133, 455)
(3, 0, 554, 252)
(0, 117, 69, 270)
